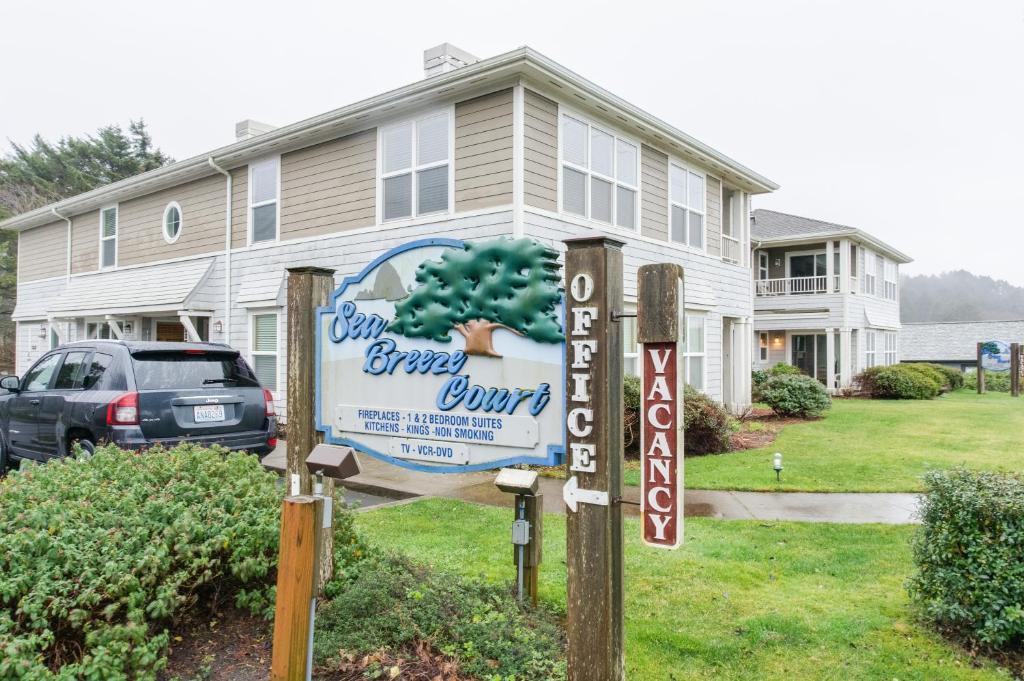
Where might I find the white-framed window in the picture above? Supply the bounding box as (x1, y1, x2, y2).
(883, 260, 898, 301)
(759, 332, 769, 362)
(864, 330, 876, 368)
(99, 205, 118, 268)
(622, 305, 639, 376)
(669, 162, 705, 250)
(49, 325, 60, 350)
(380, 110, 451, 221)
(86, 321, 113, 340)
(162, 201, 183, 244)
(884, 331, 898, 365)
(250, 311, 279, 390)
(249, 156, 280, 243)
(560, 113, 638, 230)
(684, 312, 706, 390)
(758, 252, 769, 280)
(863, 251, 877, 295)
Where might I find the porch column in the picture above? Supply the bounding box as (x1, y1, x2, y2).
(825, 240, 835, 293)
(826, 327, 836, 391)
(838, 239, 850, 294)
(840, 328, 852, 388)
(737, 318, 753, 410)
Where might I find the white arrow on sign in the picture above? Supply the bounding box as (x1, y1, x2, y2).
(562, 475, 610, 513)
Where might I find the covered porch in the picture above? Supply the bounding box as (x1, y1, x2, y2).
(754, 238, 859, 298)
(756, 327, 856, 392)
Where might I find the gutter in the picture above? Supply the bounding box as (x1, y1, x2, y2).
(752, 229, 912, 264)
(207, 158, 232, 346)
(51, 207, 72, 282)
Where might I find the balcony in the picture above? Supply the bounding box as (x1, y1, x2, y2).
(755, 275, 841, 297)
(721, 235, 741, 264)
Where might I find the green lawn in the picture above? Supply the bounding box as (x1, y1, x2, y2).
(357, 498, 1010, 680)
(623, 390, 1024, 493)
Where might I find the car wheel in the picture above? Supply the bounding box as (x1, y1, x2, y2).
(70, 437, 96, 458)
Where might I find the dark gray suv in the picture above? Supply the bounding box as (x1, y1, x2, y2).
(0, 340, 277, 469)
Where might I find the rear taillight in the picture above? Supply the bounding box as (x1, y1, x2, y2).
(106, 392, 139, 426)
(267, 436, 278, 448)
(263, 388, 276, 417)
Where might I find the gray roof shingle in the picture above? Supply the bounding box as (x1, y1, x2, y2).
(751, 209, 858, 241)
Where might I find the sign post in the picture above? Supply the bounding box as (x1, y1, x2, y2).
(637, 264, 685, 549)
(977, 342, 986, 394)
(1012, 342, 1021, 397)
(562, 234, 625, 681)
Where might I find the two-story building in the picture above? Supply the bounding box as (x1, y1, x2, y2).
(751, 209, 912, 390)
(2, 45, 777, 417)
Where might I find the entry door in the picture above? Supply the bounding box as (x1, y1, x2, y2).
(156, 321, 187, 342)
(791, 335, 816, 377)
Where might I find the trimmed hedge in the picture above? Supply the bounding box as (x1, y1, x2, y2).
(760, 374, 831, 417)
(624, 374, 736, 455)
(915, 363, 965, 390)
(908, 469, 1024, 649)
(752, 363, 803, 401)
(857, 364, 943, 399)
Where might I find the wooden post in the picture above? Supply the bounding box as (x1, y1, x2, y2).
(563, 234, 625, 681)
(286, 266, 336, 590)
(520, 493, 543, 608)
(977, 342, 986, 394)
(271, 496, 324, 681)
(1012, 343, 1021, 397)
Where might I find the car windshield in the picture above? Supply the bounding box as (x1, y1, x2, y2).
(131, 352, 261, 390)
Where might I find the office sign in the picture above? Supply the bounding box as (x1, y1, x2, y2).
(980, 340, 1012, 373)
(316, 237, 565, 473)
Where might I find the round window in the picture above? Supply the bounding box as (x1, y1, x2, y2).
(163, 202, 182, 243)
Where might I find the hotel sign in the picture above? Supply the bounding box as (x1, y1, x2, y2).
(316, 237, 565, 473)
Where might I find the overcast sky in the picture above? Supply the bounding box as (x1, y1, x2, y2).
(3, 0, 1022, 282)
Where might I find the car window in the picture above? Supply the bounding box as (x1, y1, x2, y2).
(53, 351, 89, 390)
(131, 352, 260, 390)
(22, 354, 62, 392)
(83, 353, 113, 390)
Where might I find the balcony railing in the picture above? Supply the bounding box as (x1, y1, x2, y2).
(756, 275, 842, 296)
(721, 235, 741, 264)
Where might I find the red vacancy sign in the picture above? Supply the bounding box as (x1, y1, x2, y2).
(641, 341, 683, 548)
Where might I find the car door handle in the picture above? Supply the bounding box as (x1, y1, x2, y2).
(29, 399, 40, 406)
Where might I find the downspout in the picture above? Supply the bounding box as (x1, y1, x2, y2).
(207, 158, 232, 346)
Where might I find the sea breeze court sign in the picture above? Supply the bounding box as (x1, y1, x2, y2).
(315, 237, 565, 472)
(980, 340, 1012, 372)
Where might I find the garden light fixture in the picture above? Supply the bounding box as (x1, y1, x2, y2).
(773, 453, 783, 482)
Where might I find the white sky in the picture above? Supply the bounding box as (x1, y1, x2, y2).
(3, 0, 1022, 282)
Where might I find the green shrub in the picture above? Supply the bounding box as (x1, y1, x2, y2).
(760, 374, 832, 417)
(314, 552, 566, 680)
(624, 374, 736, 456)
(915, 363, 965, 390)
(0, 445, 289, 680)
(965, 370, 1011, 393)
(908, 469, 1024, 649)
(857, 364, 942, 399)
(752, 364, 803, 401)
(900, 363, 950, 393)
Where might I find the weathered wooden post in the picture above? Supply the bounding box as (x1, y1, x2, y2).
(1012, 343, 1021, 397)
(637, 263, 685, 549)
(977, 341, 986, 394)
(522, 493, 543, 607)
(270, 495, 324, 681)
(286, 266, 336, 588)
(562, 233, 625, 681)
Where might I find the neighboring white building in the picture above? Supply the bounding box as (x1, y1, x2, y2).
(3, 45, 778, 417)
(751, 209, 912, 390)
(902, 320, 1024, 372)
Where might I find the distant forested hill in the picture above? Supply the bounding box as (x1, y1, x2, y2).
(901, 271, 1024, 322)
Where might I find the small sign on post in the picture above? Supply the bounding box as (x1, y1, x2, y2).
(637, 264, 685, 549)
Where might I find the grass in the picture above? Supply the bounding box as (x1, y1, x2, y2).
(357, 498, 1011, 680)
(622, 390, 1024, 493)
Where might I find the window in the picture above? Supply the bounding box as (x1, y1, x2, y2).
(622, 307, 638, 376)
(83, 353, 113, 390)
(759, 332, 769, 362)
(758, 252, 769, 280)
(560, 114, 638, 230)
(249, 157, 280, 243)
(131, 352, 260, 390)
(863, 251, 877, 295)
(53, 351, 89, 390)
(22, 353, 61, 392)
(86, 322, 113, 340)
(884, 331, 898, 365)
(883, 260, 898, 301)
(163, 201, 183, 243)
(381, 111, 450, 221)
(864, 330, 876, 368)
(874, 254, 885, 298)
(251, 312, 278, 390)
(49, 325, 60, 350)
(100, 205, 118, 268)
(669, 162, 705, 249)
(683, 313, 706, 390)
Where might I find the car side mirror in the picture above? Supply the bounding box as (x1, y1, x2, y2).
(0, 375, 21, 393)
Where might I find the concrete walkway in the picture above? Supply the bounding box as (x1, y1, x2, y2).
(263, 444, 920, 524)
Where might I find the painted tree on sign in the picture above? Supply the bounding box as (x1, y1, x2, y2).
(388, 238, 563, 357)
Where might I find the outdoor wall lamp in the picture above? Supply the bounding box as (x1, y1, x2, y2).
(773, 453, 783, 482)
(213, 320, 224, 335)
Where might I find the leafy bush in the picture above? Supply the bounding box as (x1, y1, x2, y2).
(965, 370, 1012, 393)
(314, 552, 566, 680)
(0, 445, 286, 680)
(857, 364, 943, 399)
(624, 374, 736, 456)
(915, 363, 965, 390)
(760, 374, 832, 417)
(908, 469, 1024, 649)
(752, 364, 803, 401)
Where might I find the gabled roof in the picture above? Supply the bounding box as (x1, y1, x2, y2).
(0, 47, 778, 233)
(751, 209, 912, 264)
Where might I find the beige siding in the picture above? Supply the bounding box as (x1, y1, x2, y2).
(231, 166, 247, 248)
(117, 175, 227, 266)
(523, 89, 558, 211)
(18, 221, 67, 282)
(454, 89, 514, 211)
(705, 176, 722, 257)
(280, 129, 376, 239)
(640, 145, 668, 241)
(70, 211, 99, 274)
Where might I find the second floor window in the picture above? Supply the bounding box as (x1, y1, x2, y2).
(560, 114, 638, 230)
(100, 205, 118, 268)
(669, 162, 705, 250)
(250, 157, 280, 243)
(758, 252, 769, 280)
(883, 260, 898, 301)
(382, 111, 450, 221)
(863, 252, 877, 295)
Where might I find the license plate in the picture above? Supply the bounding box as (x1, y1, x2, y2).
(194, 404, 225, 423)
